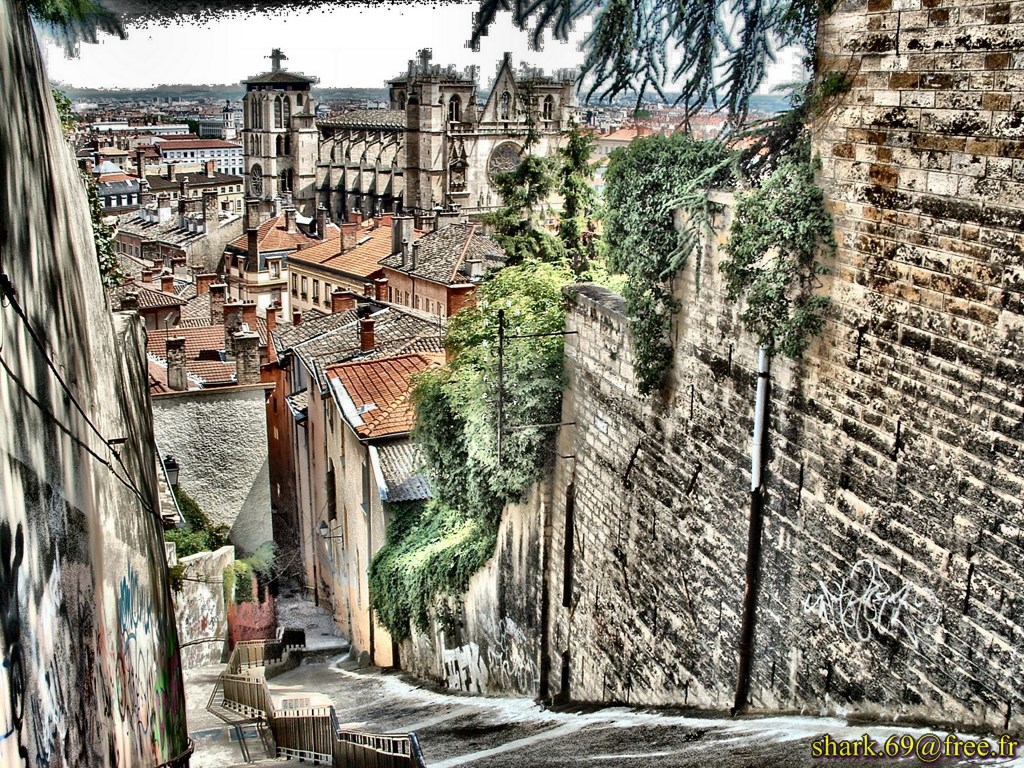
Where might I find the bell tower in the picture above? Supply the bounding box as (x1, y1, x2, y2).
(241, 49, 319, 218)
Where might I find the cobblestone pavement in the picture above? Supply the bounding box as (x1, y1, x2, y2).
(190, 651, 1024, 768)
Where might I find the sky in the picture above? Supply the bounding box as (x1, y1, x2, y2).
(41, 3, 803, 94)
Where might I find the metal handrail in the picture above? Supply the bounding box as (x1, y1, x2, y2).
(218, 639, 427, 767)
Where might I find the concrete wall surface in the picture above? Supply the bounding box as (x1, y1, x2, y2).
(175, 546, 234, 669)
(0, 3, 190, 765)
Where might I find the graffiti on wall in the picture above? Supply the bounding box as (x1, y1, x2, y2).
(803, 558, 940, 650)
(0, 521, 27, 764)
(440, 637, 488, 694)
(483, 616, 538, 694)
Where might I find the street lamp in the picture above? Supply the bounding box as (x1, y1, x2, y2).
(317, 520, 343, 540)
(163, 455, 180, 487)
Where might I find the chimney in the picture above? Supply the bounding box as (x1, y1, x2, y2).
(392, 215, 414, 258)
(374, 277, 388, 302)
(179, 176, 190, 200)
(316, 204, 328, 240)
(292, 309, 302, 326)
(141, 238, 160, 265)
(141, 268, 155, 284)
(205, 159, 216, 177)
(435, 210, 461, 231)
(202, 190, 219, 226)
(341, 222, 359, 251)
(166, 337, 188, 391)
(245, 199, 261, 229)
(411, 241, 420, 270)
(167, 164, 176, 181)
(160, 273, 175, 294)
(285, 206, 297, 234)
(247, 227, 260, 271)
(196, 273, 216, 295)
(363, 282, 374, 297)
(233, 332, 261, 385)
(265, 305, 277, 333)
(209, 283, 227, 324)
(135, 148, 145, 180)
(119, 291, 140, 312)
(464, 258, 485, 279)
(241, 301, 258, 333)
(348, 209, 363, 225)
(157, 195, 172, 223)
(331, 289, 356, 313)
(401, 239, 410, 267)
(359, 316, 375, 352)
(379, 212, 394, 229)
(223, 301, 244, 355)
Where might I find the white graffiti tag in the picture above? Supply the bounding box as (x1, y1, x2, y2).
(803, 559, 937, 649)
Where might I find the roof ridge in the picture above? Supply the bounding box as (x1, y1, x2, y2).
(449, 223, 476, 283)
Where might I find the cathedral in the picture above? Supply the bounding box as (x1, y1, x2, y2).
(242, 48, 577, 224)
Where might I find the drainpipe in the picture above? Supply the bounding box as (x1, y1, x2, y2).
(733, 345, 769, 715)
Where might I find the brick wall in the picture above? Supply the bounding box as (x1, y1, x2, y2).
(540, 1, 1024, 725)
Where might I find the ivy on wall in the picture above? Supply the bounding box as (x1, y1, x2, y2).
(721, 135, 835, 358)
(369, 260, 572, 640)
(603, 134, 732, 394)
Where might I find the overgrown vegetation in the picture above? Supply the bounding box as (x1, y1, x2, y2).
(164, 485, 229, 559)
(52, 88, 122, 288)
(28, 0, 124, 56)
(603, 134, 732, 394)
(224, 544, 277, 605)
(369, 261, 572, 640)
(721, 136, 835, 358)
(556, 121, 601, 277)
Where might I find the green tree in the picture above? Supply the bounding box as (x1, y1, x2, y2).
(556, 121, 600, 276)
(484, 81, 566, 266)
(27, 0, 124, 55)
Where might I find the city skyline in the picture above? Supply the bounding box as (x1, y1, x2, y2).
(40, 4, 803, 94)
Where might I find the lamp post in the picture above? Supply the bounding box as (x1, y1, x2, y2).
(317, 520, 343, 540)
(163, 454, 180, 487)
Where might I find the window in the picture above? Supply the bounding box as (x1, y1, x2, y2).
(270, 260, 280, 278)
(274, 96, 283, 129)
(326, 461, 337, 522)
(361, 457, 370, 514)
(500, 91, 511, 120)
(414, 295, 420, 309)
(291, 274, 297, 295)
(543, 95, 554, 121)
(301, 275, 307, 296)
(297, 93, 304, 107)
(388, 286, 392, 302)
(448, 95, 461, 123)
(312, 279, 320, 301)
(324, 283, 331, 301)
(283, 96, 291, 126)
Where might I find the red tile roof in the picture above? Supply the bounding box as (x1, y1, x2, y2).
(227, 213, 329, 254)
(147, 326, 225, 359)
(327, 353, 440, 439)
(290, 221, 423, 279)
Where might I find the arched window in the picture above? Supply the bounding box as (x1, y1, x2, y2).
(543, 95, 554, 121)
(448, 95, 461, 123)
(283, 96, 291, 126)
(284, 135, 291, 155)
(251, 97, 262, 129)
(274, 96, 283, 129)
(499, 91, 511, 120)
(296, 93, 304, 107)
(276, 135, 285, 155)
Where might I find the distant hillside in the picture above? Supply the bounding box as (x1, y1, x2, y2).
(52, 82, 391, 104)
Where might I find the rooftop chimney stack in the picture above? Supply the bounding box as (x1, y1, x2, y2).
(363, 282, 374, 297)
(374, 277, 388, 302)
(205, 159, 216, 177)
(157, 195, 172, 223)
(202, 190, 219, 227)
(464, 258, 485, 279)
(209, 283, 227, 324)
(285, 206, 297, 234)
(166, 337, 188, 391)
(167, 164, 176, 181)
(392, 215, 414, 258)
(359, 316, 375, 352)
(245, 199, 261, 230)
(247, 227, 260, 272)
(241, 301, 258, 333)
(266, 304, 278, 333)
(341, 222, 359, 252)
(317, 204, 328, 240)
(233, 332, 261, 385)
(196, 273, 216, 295)
(119, 291, 140, 312)
(160, 273, 175, 294)
(411, 241, 420, 270)
(331, 289, 356, 314)
(223, 301, 244, 355)
(292, 309, 302, 326)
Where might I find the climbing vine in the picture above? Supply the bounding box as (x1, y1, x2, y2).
(603, 134, 732, 394)
(369, 260, 572, 639)
(721, 135, 835, 358)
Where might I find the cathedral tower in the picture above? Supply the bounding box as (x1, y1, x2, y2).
(242, 49, 319, 218)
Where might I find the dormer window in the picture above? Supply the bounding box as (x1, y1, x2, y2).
(448, 95, 462, 123)
(500, 91, 511, 120)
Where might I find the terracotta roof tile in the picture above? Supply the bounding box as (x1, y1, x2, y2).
(290, 221, 418, 279)
(327, 353, 439, 439)
(147, 326, 225, 359)
(227, 213, 331, 254)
